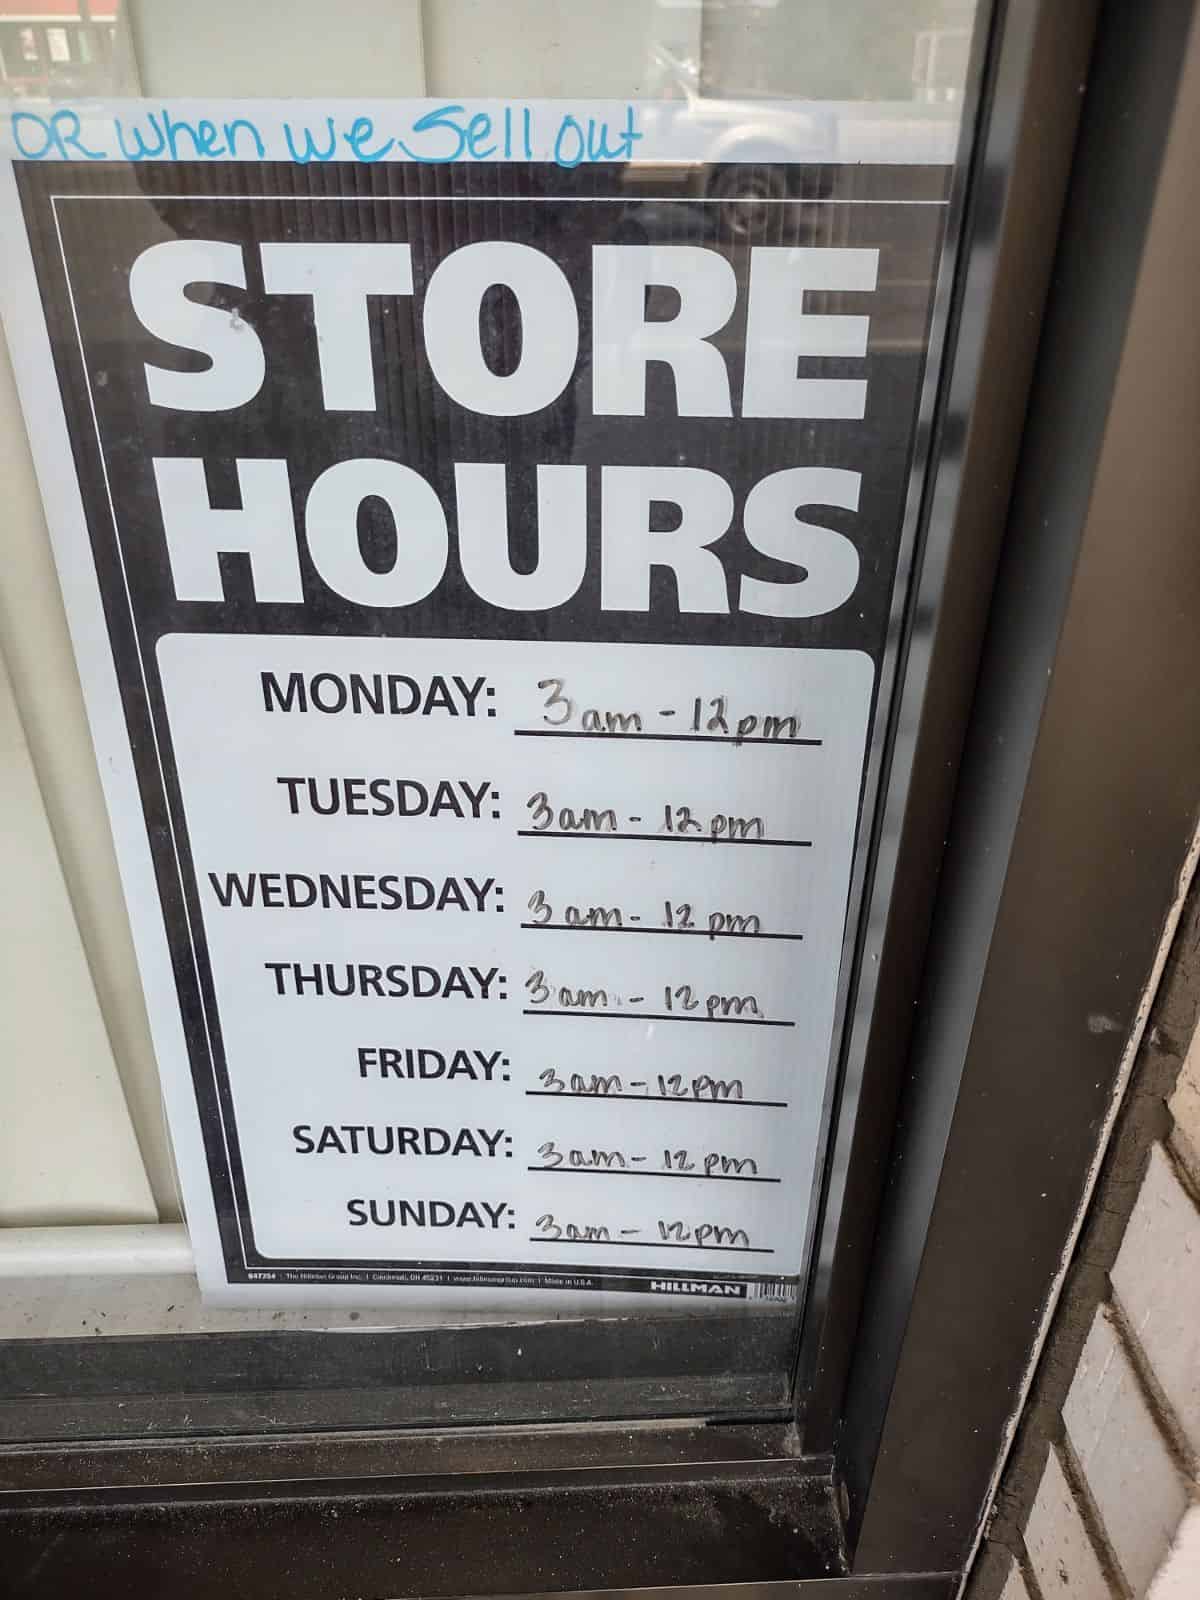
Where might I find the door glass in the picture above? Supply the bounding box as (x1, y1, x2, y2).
(0, 0, 981, 1439)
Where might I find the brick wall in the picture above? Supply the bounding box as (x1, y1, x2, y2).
(967, 898, 1200, 1600)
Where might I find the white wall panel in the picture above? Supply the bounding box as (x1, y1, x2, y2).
(0, 644, 156, 1226)
(127, 0, 426, 96)
(423, 0, 700, 97)
(0, 336, 179, 1217)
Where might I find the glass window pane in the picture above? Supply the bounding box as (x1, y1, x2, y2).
(0, 0, 983, 1439)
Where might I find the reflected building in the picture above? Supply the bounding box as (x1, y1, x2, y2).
(0, 0, 133, 98)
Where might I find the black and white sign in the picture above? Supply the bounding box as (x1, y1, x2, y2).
(1, 105, 948, 1305)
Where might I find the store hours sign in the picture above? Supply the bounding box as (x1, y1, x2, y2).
(1, 103, 948, 1305)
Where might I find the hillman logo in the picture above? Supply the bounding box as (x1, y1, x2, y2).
(649, 1279, 747, 1298)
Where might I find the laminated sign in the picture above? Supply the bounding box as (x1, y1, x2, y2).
(0, 101, 950, 1306)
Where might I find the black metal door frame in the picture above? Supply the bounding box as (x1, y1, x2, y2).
(848, 0, 1200, 1570)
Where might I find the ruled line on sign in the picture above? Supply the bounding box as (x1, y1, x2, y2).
(522, 1009, 795, 1028)
(516, 831, 812, 847)
(513, 730, 822, 746)
(523, 1090, 790, 1108)
(526, 1166, 782, 1184)
(519, 922, 804, 941)
(528, 1238, 775, 1254)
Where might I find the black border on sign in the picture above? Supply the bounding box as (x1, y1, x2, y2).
(23, 169, 946, 1296)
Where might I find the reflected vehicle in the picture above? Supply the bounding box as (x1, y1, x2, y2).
(632, 45, 835, 238)
(629, 43, 958, 239)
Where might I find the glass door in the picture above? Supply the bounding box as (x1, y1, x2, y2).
(0, 0, 983, 1442)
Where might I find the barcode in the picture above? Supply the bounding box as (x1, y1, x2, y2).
(752, 1277, 796, 1304)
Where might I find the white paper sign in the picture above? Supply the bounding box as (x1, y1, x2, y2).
(159, 632, 869, 1290)
(0, 102, 947, 1306)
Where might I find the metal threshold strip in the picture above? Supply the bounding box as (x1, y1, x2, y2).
(1, 1424, 853, 1595)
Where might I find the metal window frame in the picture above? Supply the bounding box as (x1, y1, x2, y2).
(848, 0, 1200, 1570)
(6, 0, 1199, 1592)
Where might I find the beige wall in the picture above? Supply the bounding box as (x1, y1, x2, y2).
(0, 321, 175, 1220)
(0, 643, 155, 1226)
(422, 0, 699, 98)
(126, 0, 426, 96)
